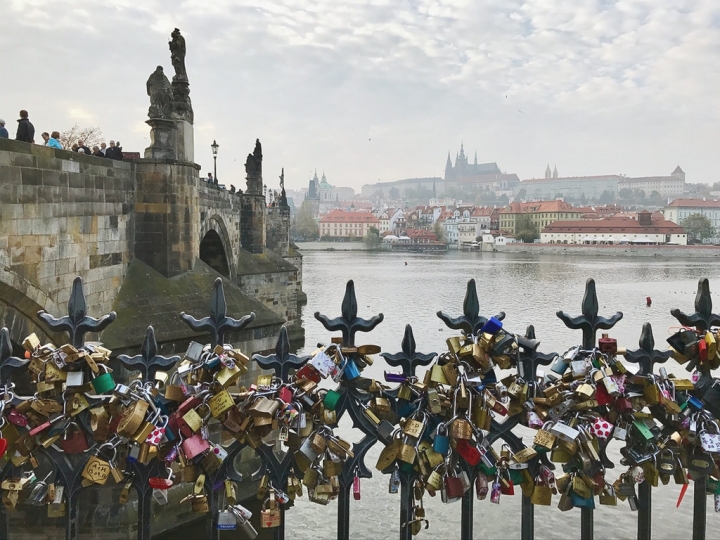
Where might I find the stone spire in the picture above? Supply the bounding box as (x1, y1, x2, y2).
(553, 164, 558, 178)
(445, 152, 453, 179)
(545, 164, 552, 179)
(474, 151, 477, 166)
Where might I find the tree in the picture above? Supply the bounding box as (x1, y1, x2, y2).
(598, 190, 614, 204)
(364, 226, 381, 249)
(683, 213, 715, 244)
(389, 187, 400, 199)
(433, 221, 445, 242)
(648, 191, 664, 206)
(515, 213, 538, 243)
(59, 124, 103, 149)
(294, 200, 319, 240)
(516, 188, 527, 201)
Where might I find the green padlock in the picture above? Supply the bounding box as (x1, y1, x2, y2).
(632, 420, 654, 441)
(323, 389, 341, 411)
(91, 365, 116, 394)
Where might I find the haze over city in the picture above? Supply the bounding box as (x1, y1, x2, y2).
(3, 0, 720, 192)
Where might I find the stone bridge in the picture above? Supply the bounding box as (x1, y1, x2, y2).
(0, 137, 303, 357)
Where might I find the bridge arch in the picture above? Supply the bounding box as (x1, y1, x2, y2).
(0, 267, 59, 347)
(199, 215, 236, 280)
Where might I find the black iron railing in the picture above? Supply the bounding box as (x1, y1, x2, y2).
(0, 275, 717, 540)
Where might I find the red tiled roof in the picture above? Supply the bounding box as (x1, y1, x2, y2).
(319, 210, 380, 223)
(542, 217, 685, 234)
(500, 200, 580, 214)
(666, 198, 720, 208)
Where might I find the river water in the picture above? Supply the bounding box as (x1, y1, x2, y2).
(288, 249, 720, 540)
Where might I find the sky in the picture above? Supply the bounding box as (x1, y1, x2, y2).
(3, 0, 720, 193)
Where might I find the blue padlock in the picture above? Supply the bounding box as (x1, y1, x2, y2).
(433, 423, 450, 455)
(687, 396, 704, 410)
(480, 317, 503, 335)
(570, 490, 595, 509)
(343, 358, 361, 380)
(481, 370, 498, 384)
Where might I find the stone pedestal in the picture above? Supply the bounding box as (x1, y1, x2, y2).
(144, 118, 177, 159)
(174, 119, 194, 163)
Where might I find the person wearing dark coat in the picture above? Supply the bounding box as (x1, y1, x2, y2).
(105, 140, 124, 160)
(15, 110, 34, 143)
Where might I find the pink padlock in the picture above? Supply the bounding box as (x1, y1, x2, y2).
(182, 433, 210, 459)
(591, 417, 614, 439)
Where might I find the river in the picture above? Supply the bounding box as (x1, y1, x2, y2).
(287, 249, 720, 540)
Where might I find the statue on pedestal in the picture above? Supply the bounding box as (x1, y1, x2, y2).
(146, 66, 174, 119)
(169, 28, 187, 82)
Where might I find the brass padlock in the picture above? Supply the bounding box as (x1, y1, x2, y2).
(208, 390, 234, 417)
(81, 455, 111, 485)
(191, 495, 209, 513)
(450, 418, 473, 440)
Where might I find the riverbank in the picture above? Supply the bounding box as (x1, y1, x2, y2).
(495, 242, 720, 258)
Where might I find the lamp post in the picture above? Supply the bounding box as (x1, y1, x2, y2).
(211, 140, 219, 184)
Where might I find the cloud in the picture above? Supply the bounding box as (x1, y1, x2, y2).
(2, 0, 720, 189)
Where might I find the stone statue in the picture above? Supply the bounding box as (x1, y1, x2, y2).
(169, 28, 187, 81)
(279, 168, 288, 207)
(245, 139, 263, 176)
(146, 66, 174, 119)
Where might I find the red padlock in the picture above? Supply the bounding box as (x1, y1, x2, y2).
(177, 396, 202, 416)
(500, 479, 515, 496)
(148, 477, 173, 490)
(182, 433, 210, 459)
(699, 339, 708, 363)
(0, 438, 7, 458)
(445, 476, 465, 499)
(278, 387, 294, 404)
(29, 419, 52, 437)
(456, 439, 481, 466)
(7, 409, 28, 427)
(60, 426, 89, 454)
(595, 384, 612, 406)
(295, 364, 321, 384)
(615, 397, 633, 413)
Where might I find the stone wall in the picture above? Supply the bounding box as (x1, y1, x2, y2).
(266, 206, 290, 257)
(198, 181, 242, 279)
(495, 243, 720, 258)
(0, 138, 134, 342)
(241, 195, 266, 254)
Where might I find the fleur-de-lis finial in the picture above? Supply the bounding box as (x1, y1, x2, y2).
(381, 325, 435, 377)
(517, 325, 556, 382)
(624, 322, 672, 375)
(671, 278, 720, 332)
(117, 326, 181, 381)
(437, 279, 505, 336)
(314, 280, 383, 346)
(0, 327, 28, 385)
(253, 326, 311, 382)
(180, 278, 255, 347)
(37, 277, 116, 347)
(556, 278, 623, 349)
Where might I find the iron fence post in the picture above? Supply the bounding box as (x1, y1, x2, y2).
(337, 482, 352, 540)
(637, 480, 651, 540)
(521, 491, 534, 540)
(460, 479, 474, 540)
(580, 507, 593, 540)
(692, 475, 706, 540)
(399, 470, 415, 540)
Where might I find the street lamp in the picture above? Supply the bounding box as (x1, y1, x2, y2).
(211, 140, 219, 184)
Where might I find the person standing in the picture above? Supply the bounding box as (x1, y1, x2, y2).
(105, 140, 123, 160)
(100, 142, 107, 155)
(46, 131, 62, 149)
(0, 119, 8, 139)
(15, 110, 34, 143)
(41, 132, 50, 145)
(92, 145, 104, 157)
(77, 140, 91, 154)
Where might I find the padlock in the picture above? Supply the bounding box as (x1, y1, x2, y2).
(260, 497, 281, 528)
(208, 390, 234, 418)
(90, 365, 116, 394)
(60, 423, 89, 454)
(433, 424, 450, 455)
(182, 433, 210, 459)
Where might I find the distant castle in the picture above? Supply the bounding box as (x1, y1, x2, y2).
(444, 143, 502, 181)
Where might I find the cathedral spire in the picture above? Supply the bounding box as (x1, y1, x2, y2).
(545, 164, 551, 179)
(445, 152, 453, 181)
(553, 164, 558, 178)
(474, 151, 477, 166)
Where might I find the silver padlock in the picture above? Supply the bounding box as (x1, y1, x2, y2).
(152, 489, 169, 505)
(233, 512, 258, 540)
(185, 341, 204, 362)
(216, 509, 236, 530)
(66, 371, 84, 387)
(549, 422, 580, 443)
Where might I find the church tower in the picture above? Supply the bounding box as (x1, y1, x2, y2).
(553, 165, 558, 178)
(445, 152, 453, 180)
(545, 164, 552, 179)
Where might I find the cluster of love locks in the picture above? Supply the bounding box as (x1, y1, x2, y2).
(1, 276, 720, 539)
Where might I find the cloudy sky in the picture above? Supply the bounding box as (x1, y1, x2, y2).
(3, 0, 720, 192)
